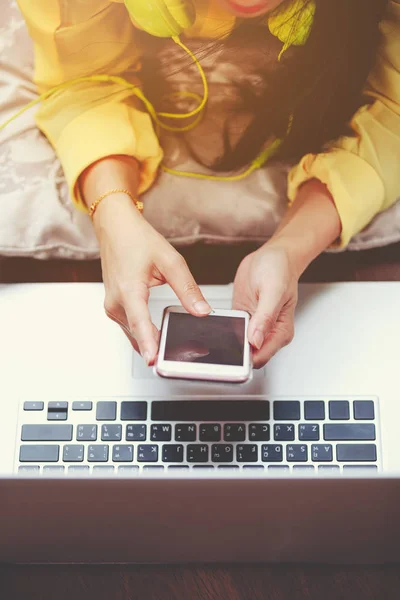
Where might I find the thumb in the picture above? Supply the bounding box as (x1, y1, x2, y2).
(163, 254, 212, 317)
(248, 285, 285, 351)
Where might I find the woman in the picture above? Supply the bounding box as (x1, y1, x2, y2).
(18, 0, 400, 368)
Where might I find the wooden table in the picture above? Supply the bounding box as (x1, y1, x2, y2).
(1, 242, 400, 599)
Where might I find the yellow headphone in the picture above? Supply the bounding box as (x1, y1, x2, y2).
(124, 0, 196, 38)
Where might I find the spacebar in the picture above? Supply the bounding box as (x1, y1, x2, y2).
(151, 401, 270, 421)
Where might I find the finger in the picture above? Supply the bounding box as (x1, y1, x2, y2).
(121, 283, 159, 365)
(162, 254, 212, 317)
(252, 309, 295, 369)
(247, 284, 287, 350)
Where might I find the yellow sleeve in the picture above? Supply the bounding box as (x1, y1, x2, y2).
(17, 0, 163, 213)
(287, 0, 400, 249)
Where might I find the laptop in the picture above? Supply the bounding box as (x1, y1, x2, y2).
(0, 281, 400, 564)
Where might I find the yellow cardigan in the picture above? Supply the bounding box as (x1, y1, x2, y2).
(18, 0, 400, 248)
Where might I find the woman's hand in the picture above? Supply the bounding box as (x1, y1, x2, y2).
(233, 242, 299, 369)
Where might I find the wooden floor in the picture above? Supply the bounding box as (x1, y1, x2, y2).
(1, 241, 400, 600)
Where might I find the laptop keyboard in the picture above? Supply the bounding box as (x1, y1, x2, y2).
(16, 397, 380, 475)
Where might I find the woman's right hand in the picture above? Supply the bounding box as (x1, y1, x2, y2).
(92, 191, 212, 367)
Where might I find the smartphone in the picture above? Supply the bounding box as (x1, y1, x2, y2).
(155, 306, 252, 383)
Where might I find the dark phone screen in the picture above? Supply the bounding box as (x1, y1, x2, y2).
(164, 312, 246, 366)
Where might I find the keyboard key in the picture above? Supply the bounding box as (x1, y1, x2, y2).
(274, 424, 295, 441)
(118, 466, 139, 475)
(120, 401, 147, 421)
(249, 424, 270, 442)
(224, 424, 246, 442)
(101, 424, 122, 441)
(212, 444, 233, 463)
(126, 424, 147, 441)
(143, 466, 164, 471)
(354, 401, 375, 420)
(23, 402, 44, 411)
(304, 401, 325, 421)
(193, 465, 215, 470)
(299, 424, 320, 441)
(63, 445, 84, 462)
(87, 444, 109, 462)
(96, 402, 116, 421)
(200, 424, 221, 442)
(286, 444, 308, 462)
(236, 445, 258, 463)
(43, 466, 65, 474)
(48, 401, 68, 411)
(151, 424, 172, 442)
(329, 401, 350, 420)
(273, 401, 300, 421)
(19, 445, 59, 462)
(175, 424, 196, 442)
(77, 425, 97, 442)
(319, 465, 340, 473)
(243, 465, 264, 470)
(187, 444, 209, 463)
(93, 466, 115, 473)
(324, 424, 376, 441)
(337, 444, 377, 462)
(268, 466, 289, 472)
(47, 412, 67, 421)
(218, 466, 239, 470)
(72, 401, 93, 411)
(137, 445, 158, 462)
(262, 445, 283, 462)
(68, 466, 90, 474)
(18, 466, 40, 474)
(152, 400, 270, 422)
(21, 424, 73, 442)
(168, 466, 190, 470)
(112, 445, 134, 462)
(311, 444, 333, 462)
(343, 465, 378, 472)
(293, 465, 315, 472)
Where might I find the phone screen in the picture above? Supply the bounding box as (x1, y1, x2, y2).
(164, 312, 246, 366)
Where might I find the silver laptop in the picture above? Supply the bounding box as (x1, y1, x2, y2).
(1, 281, 400, 564)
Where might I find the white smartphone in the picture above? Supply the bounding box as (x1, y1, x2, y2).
(155, 306, 252, 383)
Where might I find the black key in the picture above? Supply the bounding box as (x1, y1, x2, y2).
(137, 445, 158, 462)
(68, 466, 90, 474)
(200, 424, 221, 442)
(77, 425, 97, 442)
(262, 445, 283, 462)
(152, 401, 270, 422)
(23, 402, 44, 411)
(236, 445, 258, 463)
(151, 424, 172, 442)
(286, 444, 308, 462)
(63, 445, 84, 462)
(18, 466, 40, 474)
(101, 424, 122, 441)
(274, 424, 295, 441)
(20, 445, 59, 462)
(96, 401, 117, 421)
(319, 465, 340, 473)
(324, 424, 376, 441)
(48, 401, 68, 411)
(193, 465, 215, 470)
(224, 424, 246, 442)
(212, 444, 233, 463)
(343, 465, 378, 472)
(218, 466, 239, 470)
(273, 401, 300, 421)
(112, 445, 134, 462)
(120, 401, 147, 421)
(168, 466, 190, 470)
(293, 465, 315, 472)
(304, 401, 325, 421)
(93, 466, 115, 473)
(126, 424, 147, 441)
(43, 466, 65, 474)
(175, 424, 196, 442)
(249, 424, 270, 442)
(329, 401, 350, 420)
(187, 444, 209, 463)
(21, 424, 73, 442)
(143, 466, 164, 471)
(311, 444, 333, 462)
(354, 401, 375, 420)
(118, 466, 139, 474)
(337, 444, 377, 462)
(87, 444, 109, 462)
(268, 466, 289, 472)
(47, 412, 67, 421)
(299, 424, 320, 441)
(72, 401, 93, 411)
(243, 466, 264, 470)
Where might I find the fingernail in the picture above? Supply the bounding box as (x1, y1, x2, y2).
(143, 351, 152, 366)
(252, 329, 264, 351)
(193, 301, 212, 315)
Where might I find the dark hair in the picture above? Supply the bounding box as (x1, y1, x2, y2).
(141, 0, 388, 171)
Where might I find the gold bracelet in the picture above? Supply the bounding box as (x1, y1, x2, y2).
(88, 189, 144, 219)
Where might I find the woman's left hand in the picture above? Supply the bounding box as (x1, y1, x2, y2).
(233, 242, 300, 369)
